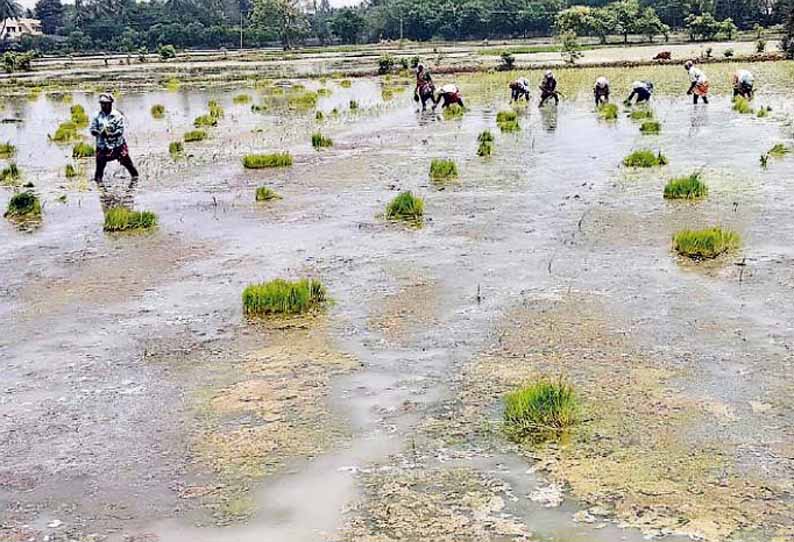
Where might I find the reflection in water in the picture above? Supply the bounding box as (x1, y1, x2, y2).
(539, 105, 558, 133)
(688, 104, 709, 136)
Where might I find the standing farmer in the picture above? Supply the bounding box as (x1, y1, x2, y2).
(90, 93, 139, 188)
(684, 61, 709, 104)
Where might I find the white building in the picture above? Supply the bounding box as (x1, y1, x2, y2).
(1, 18, 43, 40)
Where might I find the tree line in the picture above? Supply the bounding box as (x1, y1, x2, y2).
(0, 0, 791, 55)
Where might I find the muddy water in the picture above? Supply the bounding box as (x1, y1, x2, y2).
(2, 61, 794, 541)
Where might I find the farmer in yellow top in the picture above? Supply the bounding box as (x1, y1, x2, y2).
(684, 60, 709, 104)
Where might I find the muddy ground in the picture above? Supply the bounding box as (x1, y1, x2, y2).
(2, 53, 794, 542)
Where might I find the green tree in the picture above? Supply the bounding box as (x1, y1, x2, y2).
(35, 0, 64, 34)
(251, 0, 308, 49)
(606, 0, 641, 43)
(780, 0, 794, 57)
(330, 7, 365, 43)
(635, 6, 667, 41)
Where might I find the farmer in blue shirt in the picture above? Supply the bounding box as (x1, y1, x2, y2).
(90, 93, 139, 187)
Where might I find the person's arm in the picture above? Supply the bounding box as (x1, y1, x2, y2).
(90, 115, 101, 137)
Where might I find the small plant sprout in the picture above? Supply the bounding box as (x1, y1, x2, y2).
(103, 207, 158, 232)
(623, 149, 668, 168)
(242, 278, 327, 316)
(208, 100, 224, 118)
(72, 142, 95, 158)
(193, 114, 218, 128)
(184, 130, 207, 142)
(767, 144, 790, 158)
(70, 104, 89, 127)
(233, 94, 251, 104)
(443, 103, 465, 120)
(255, 186, 281, 201)
(4, 190, 41, 219)
(503, 376, 578, 442)
(756, 106, 770, 118)
(151, 104, 166, 118)
(242, 152, 293, 169)
(349, 100, 359, 110)
(65, 163, 78, 178)
(664, 172, 708, 199)
(732, 96, 753, 114)
(169, 141, 184, 156)
(385, 191, 424, 223)
(0, 140, 15, 158)
(673, 227, 740, 259)
(429, 158, 458, 182)
(311, 132, 333, 149)
(315, 110, 324, 121)
(598, 103, 618, 120)
(1, 163, 20, 184)
(639, 120, 661, 134)
(339, 79, 352, 88)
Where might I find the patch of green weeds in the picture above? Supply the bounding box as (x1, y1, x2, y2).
(504, 376, 578, 442)
(72, 142, 95, 158)
(4, 190, 41, 219)
(242, 152, 293, 169)
(639, 120, 661, 134)
(255, 186, 281, 201)
(663, 172, 708, 199)
(623, 149, 668, 168)
(673, 227, 740, 259)
(103, 207, 158, 232)
(242, 278, 327, 316)
(151, 104, 166, 118)
(184, 130, 207, 142)
(311, 132, 333, 149)
(0, 140, 15, 158)
(385, 190, 424, 222)
(429, 158, 458, 181)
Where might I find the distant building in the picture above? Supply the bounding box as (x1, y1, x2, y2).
(1, 18, 43, 41)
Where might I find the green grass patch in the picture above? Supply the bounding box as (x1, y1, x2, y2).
(443, 103, 464, 119)
(65, 163, 77, 178)
(385, 190, 424, 222)
(242, 278, 327, 316)
(504, 377, 578, 442)
(72, 142, 95, 158)
(51, 121, 80, 143)
(242, 152, 293, 169)
(768, 143, 789, 157)
(429, 158, 458, 182)
(233, 94, 251, 104)
(255, 186, 281, 201)
(184, 130, 207, 142)
(663, 172, 708, 199)
(151, 104, 166, 118)
(1, 163, 20, 184)
(4, 190, 41, 219)
(673, 227, 740, 259)
(103, 207, 158, 232)
(194, 114, 218, 128)
(639, 120, 661, 134)
(598, 103, 618, 120)
(311, 132, 333, 149)
(732, 96, 753, 114)
(623, 149, 668, 168)
(169, 141, 183, 156)
(0, 140, 16, 158)
(70, 104, 89, 127)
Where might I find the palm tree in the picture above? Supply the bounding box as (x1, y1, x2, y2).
(0, 0, 22, 41)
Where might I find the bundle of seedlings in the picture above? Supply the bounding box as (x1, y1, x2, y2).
(151, 104, 166, 118)
(623, 149, 668, 167)
(311, 132, 333, 149)
(598, 103, 619, 120)
(0, 141, 15, 159)
(169, 141, 184, 156)
(732, 96, 753, 114)
(242, 278, 327, 316)
(233, 94, 251, 104)
(208, 100, 224, 118)
(639, 120, 661, 134)
(184, 130, 207, 142)
(385, 191, 424, 223)
(72, 142, 95, 158)
(477, 130, 494, 157)
(51, 121, 80, 143)
(496, 110, 519, 132)
(65, 163, 78, 178)
(70, 104, 89, 127)
(1, 163, 20, 184)
(4, 190, 41, 219)
(255, 186, 280, 201)
(443, 103, 464, 119)
(429, 158, 458, 181)
(193, 114, 218, 128)
(663, 172, 708, 199)
(628, 109, 654, 121)
(673, 227, 740, 259)
(103, 207, 158, 232)
(243, 152, 293, 169)
(503, 376, 578, 443)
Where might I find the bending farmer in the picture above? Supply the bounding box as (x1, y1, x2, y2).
(436, 84, 464, 109)
(684, 61, 709, 104)
(90, 93, 139, 187)
(538, 70, 559, 108)
(732, 69, 754, 100)
(594, 76, 610, 106)
(626, 80, 654, 105)
(509, 77, 531, 102)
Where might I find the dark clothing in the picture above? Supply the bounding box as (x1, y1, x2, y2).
(538, 77, 558, 107)
(94, 143, 139, 183)
(733, 82, 753, 99)
(510, 86, 530, 102)
(594, 87, 609, 106)
(440, 93, 464, 108)
(627, 87, 652, 103)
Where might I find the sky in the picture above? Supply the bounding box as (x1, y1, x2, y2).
(18, 0, 361, 9)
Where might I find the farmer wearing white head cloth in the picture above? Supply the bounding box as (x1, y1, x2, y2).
(732, 69, 754, 100)
(90, 93, 139, 187)
(538, 70, 559, 107)
(684, 60, 710, 104)
(593, 76, 610, 106)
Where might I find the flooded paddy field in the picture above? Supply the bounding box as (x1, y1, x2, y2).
(2, 59, 794, 542)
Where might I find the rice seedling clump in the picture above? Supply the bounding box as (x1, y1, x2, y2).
(255, 186, 280, 201)
(317, 88, 331, 97)
(70, 104, 89, 127)
(65, 163, 77, 177)
(496, 110, 519, 132)
(311, 132, 333, 149)
(194, 114, 218, 128)
(169, 141, 184, 155)
(477, 131, 494, 157)
(339, 79, 352, 88)
(4, 191, 41, 219)
(233, 94, 251, 104)
(629, 109, 654, 121)
(184, 130, 207, 142)
(242, 278, 327, 316)
(287, 92, 319, 110)
(756, 106, 770, 118)
(429, 158, 458, 181)
(208, 100, 224, 118)
(673, 227, 740, 259)
(768, 144, 789, 157)
(51, 121, 79, 143)
(504, 377, 578, 442)
(72, 142, 95, 158)
(639, 120, 661, 134)
(598, 103, 618, 120)
(732, 97, 753, 114)
(664, 172, 708, 199)
(385, 190, 424, 222)
(623, 149, 668, 168)
(103, 207, 158, 232)
(1, 163, 20, 184)
(0, 141, 15, 158)
(151, 104, 166, 118)
(443, 103, 464, 119)
(242, 152, 293, 169)
(315, 111, 324, 121)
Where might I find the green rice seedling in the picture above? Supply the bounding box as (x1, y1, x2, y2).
(477, 140, 493, 157)
(477, 130, 494, 143)
(385, 190, 424, 222)
(165, 78, 180, 91)
(768, 144, 789, 157)
(72, 142, 95, 158)
(732, 96, 753, 114)
(672, 227, 740, 259)
(498, 120, 520, 133)
(255, 186, 281, 201)
(193, 114, 218, 128)
(0, 163, 20, 184)
(0, 140, 15, 158)
(184, 129, 207, 142)
(756, 106, 770, 118)
(103, 207, 158, 232)
(339, 79, 352, 88)
(598, 103, 618, 120)
(65, 163, 77, 178)
(663, 172, 708, 199)
(208, 100, 224, 118)
(315, 110, 324, 121)
(628, 109, 654, 121)
(443, 103, 464, 119)
(70, 104, 89, 127)
(233, 94, 251, 104)
(382, 88, 394, 101)
(331, 107, 340, 116)
(290, 83, 306, 92)
(242, 152, 293, 169)
(503, 376, 578, 442)
(349, 100, 359, 110)
(311, 132, 333, 149)
(639, 120, 661, 134)
(623, 149, 668, 168)
(4, 191, 41, 219)
(251, 104, 268, 113)
(150, 104, 166, 118)
(169, 141, 183, 156)
(496, 110, 517, 124)
(429, 158, 458, 181)
(287, 91, 319, 110)
(317, 88, 331, 97)
(242, 278, 327, 316)
(51, 121, 79, 143)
